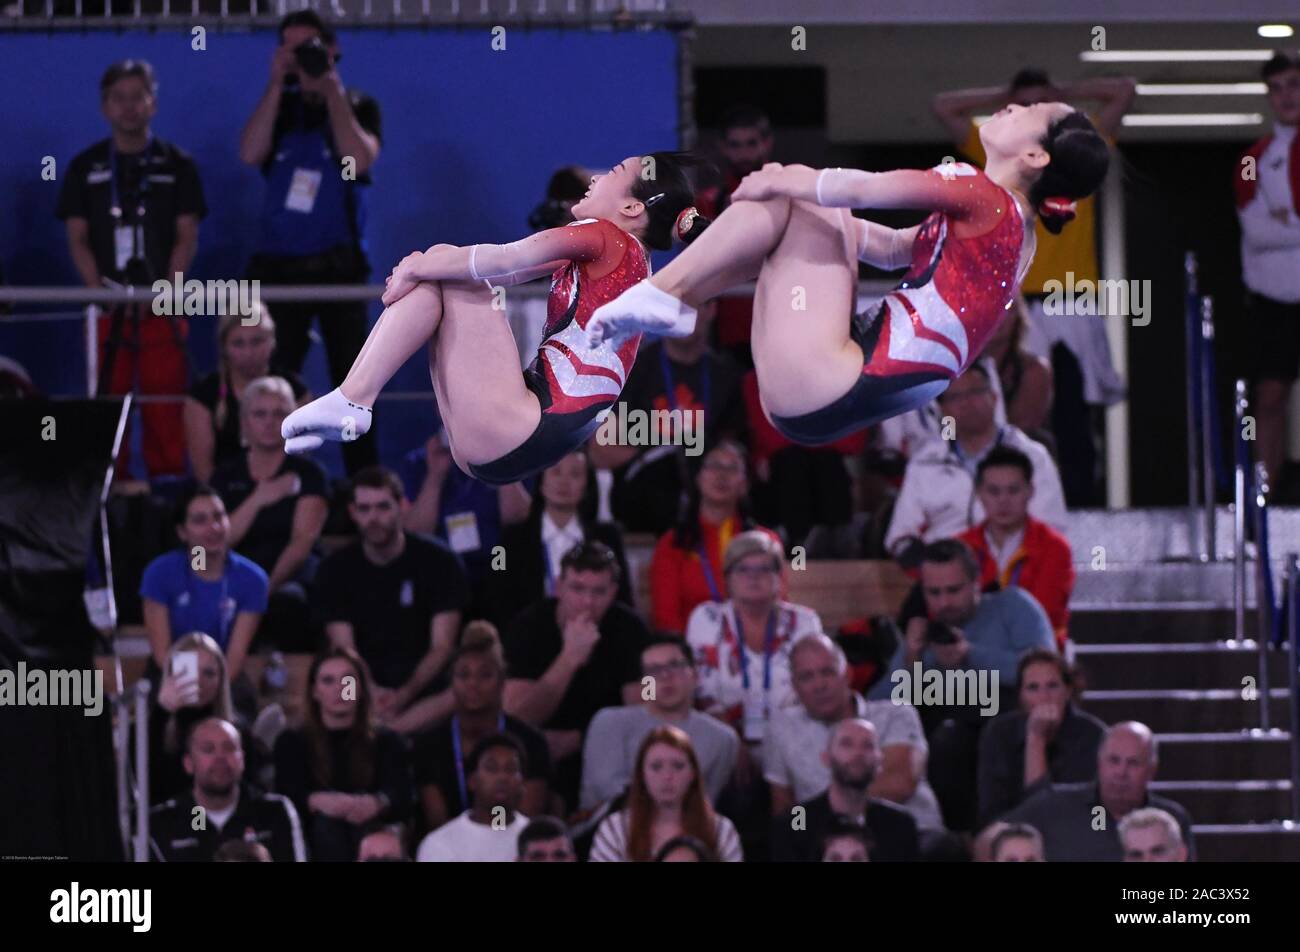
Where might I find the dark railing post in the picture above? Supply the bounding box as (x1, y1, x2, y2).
(1200, 296, 1217, 561)
(1287, 555, 1300, 821)
(1234, 380, 1248, 644)
(1186, 253, 1202, 559)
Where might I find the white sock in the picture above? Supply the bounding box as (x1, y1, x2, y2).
(280, 387, 373, 446)
(587, 281, 698, 346)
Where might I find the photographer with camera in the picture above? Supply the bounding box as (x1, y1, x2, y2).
(868, 539, 1053, 832)
(239, 10, 381, 475)
(58, 59, 206, 481)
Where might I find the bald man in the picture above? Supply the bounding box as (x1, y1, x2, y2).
(770, 718, 920, 863)
(1000, 721, 1194, 862)
(150, 717, 306, 862)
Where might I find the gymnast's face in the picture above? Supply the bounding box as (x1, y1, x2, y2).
(571, 156, 646, 225)
(979, 100, 1075, 168)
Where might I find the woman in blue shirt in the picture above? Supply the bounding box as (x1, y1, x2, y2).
(141, 485, 269, 679)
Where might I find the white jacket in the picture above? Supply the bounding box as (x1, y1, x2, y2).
(884, 424, 1068, 553)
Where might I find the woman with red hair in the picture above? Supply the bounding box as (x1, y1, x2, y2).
(588, 725, 742, 862)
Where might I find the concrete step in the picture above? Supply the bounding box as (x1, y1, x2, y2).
(1071, 561, 1254, 608)
(1192, 823, 1300, 862)
(1070, 607, 1255, 644)
(1155, 731, 1294, 781)
(1080, 689, 1290, 733)
(1072, 642, 1292, 691)
(1150, 780, 1293, 825)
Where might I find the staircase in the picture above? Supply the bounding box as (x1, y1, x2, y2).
(1065, 510, 1300, 862)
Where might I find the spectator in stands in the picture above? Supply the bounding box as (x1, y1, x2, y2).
(869, 539, 1054, 831)
(820, 818, 873, 862)
(185, 305, 309, 484)
(401, 430, 530, 602)
(148, 632, 256, 804)
(649, 439, 775, 636)
(213, 840, 273, 862)
(356, 827, 407, 862)
(239, 9, 381, 475)
(742, 366, 861, 551)
(212, 376, 328, 653)
(933, 69, 1134, 506)
(580, 637, 738, 810)
(884, 365, 1067, 560)
(980, 299, 1053, 445)
(990, 822, 1045, 862)
(770, 719, 919, 862)
(142, 484, 267, 680)
(484, 450, 633, 629)
(150, 717, 305, 862)
(273, 648, 415, 862)
(654, 835, 718, 862)
(527, 166, 591, 232)
(1002, 721, 1195, 861)
(687, 531, 822, 751)
(977, 648, 1105, 828)
(409, 622, 550, 831)
(58, 58, 206, 482)
(958, 446, 1075, 648)
(589, 726, 743, 862)
(766, 634, 944, 833)
(416, 734, 530, 862)
(1119, 807, 1189, 863)
(517, 816, 577, 862)
(315, 466, 469, 731)
(694, 104, 775, 368)
(502, 541, 647, 810)
(593, 300, 748, 534)
(1236, 51, 1300, 488)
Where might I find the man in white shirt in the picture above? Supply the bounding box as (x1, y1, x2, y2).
(884, 366, 1067, 558)
(416, 734, 529, 862)
(1236, 51, 1300, 486)
(765, 634, 945, 832)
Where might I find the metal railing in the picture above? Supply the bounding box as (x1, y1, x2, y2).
(1282, 556, 1300, 820)
(110, 679, 152, 861)
(1184, 252, 1227, 562)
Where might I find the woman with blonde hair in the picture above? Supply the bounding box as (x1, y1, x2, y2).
(145, 632, 258, 803)
(211, 374, 329, 652)
(185, 303, 309, 483)
(589, 725, 742, 862)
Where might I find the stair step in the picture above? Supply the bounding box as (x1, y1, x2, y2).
(1150, 780, 1293, 825)
(1069, 607, 1257, 644)
(1071, 561, 1252, 608)
(1191, 823, 1300, 861)
(1079, 690, 1290, 733)
(1072, 642, 1292, 690)
(1155, 731, 1294, 780)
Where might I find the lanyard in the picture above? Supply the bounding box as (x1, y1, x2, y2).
(109, 137, 154, 222)
(659, 348, 711, 421)
(451, 712, 507, 810)
(541, 539, 555, 597)
(697, 540, 724, 603)
(733, 608, 778, 693)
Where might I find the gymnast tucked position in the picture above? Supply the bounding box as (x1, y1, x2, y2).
(281, 152, 707, 483)
(587, 102, 1110, 444)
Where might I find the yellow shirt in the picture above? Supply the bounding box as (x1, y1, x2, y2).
(958, 123, 1100, 292)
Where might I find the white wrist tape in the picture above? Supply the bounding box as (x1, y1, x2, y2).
(816, 168, 843, 207)
(468, 245, 483, 281)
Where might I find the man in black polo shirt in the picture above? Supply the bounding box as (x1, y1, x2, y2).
(239, 9, 381, 475)
(57, 58, 206, 480)
(771, 718, 920, 862)
(315, 466, 469, 730)
(502, 541, 647, 810)
(150, 718, 305, 862)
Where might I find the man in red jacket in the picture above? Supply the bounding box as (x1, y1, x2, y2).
(958, 446, 1074, 649)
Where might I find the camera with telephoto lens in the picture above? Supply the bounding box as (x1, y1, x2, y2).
(293, 37, 332, 78)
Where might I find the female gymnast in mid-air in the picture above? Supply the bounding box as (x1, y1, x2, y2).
(281, 152, 707, 484)
(586, 103, 1110, 445)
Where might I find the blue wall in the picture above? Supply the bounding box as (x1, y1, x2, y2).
(0, 26, 679, 474)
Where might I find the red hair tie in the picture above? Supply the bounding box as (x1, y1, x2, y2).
(1039, 196, 1077, 221)
(675, 206, 699, 241)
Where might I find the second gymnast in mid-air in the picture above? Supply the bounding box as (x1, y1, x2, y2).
(587, 102, 1110, 444)
(281, 152, 707, 483)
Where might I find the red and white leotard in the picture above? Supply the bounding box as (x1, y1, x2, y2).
(867, 161, 1034, 380)
(536, 217, 650, 415)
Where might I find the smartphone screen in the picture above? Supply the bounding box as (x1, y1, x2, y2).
(171, 650, 200, 683)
